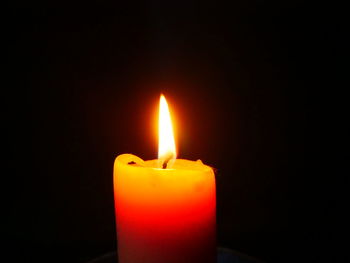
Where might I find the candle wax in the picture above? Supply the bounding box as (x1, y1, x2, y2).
(114, 154, 216, 263)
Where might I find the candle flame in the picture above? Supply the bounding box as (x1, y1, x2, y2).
(158, 94, 176, 162)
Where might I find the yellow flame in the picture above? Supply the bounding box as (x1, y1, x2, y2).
(158, 94, 176, 161)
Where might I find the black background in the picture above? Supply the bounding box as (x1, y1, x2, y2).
(3, 1, 337, 262)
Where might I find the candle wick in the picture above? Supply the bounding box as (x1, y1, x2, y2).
(162, 160, 168, 169)
(161, 152, 173, 169)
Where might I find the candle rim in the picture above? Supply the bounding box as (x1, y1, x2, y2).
(115, 154, 213, 173)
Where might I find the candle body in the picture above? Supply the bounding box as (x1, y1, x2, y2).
(114, 154, 216, 263)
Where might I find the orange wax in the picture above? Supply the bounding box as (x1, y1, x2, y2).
(113, 154, 216, 263)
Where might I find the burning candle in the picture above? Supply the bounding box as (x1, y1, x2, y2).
(113, 95, 216, 263)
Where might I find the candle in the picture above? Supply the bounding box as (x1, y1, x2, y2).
(113, 95, 216, 263)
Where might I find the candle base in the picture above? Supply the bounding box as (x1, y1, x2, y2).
(86, 247, 262, 263)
